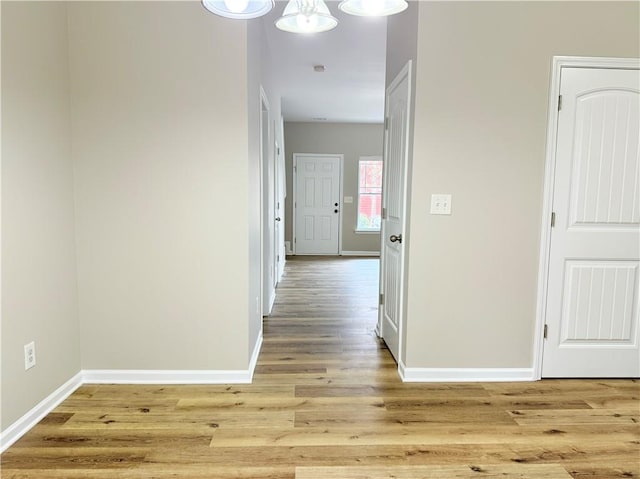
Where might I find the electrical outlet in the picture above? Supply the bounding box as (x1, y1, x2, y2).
(24, 341, 36, 370)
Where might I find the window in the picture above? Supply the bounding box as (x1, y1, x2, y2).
(356, 157, 383, 232)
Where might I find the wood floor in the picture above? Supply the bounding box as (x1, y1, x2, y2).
(1, 257, 638, 478)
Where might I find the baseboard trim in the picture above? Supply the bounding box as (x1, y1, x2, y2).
(399, 367, 535, 382)
(0, 372, 83, 453)
(248, 332, 263, 379)
(265, 291, 276, 316)
(341, 251, 380, 257)
(82, 367, 254, 385)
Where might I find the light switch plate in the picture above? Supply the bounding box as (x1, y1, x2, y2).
(344, 196, 353, 204)
(430, 194, 452, 215)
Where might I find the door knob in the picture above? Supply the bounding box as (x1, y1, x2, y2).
(335, 203, 339, 207)
(275, 217, 281, 222)
(390, 234, 402, 243)
(334, 209, 339, 213)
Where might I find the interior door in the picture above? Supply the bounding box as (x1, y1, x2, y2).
(261, 94, 276, 315)
(275, 118, 286, 281)
(379, 61, 412, 362)
(274, 139, 284, 283)
(542, 66, 640, 377)
(294, 154, 341, 255)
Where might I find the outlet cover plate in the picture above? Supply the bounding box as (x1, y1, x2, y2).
(24, 341, 36, 370)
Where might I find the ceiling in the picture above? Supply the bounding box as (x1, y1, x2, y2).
(261, 1, 388, 124)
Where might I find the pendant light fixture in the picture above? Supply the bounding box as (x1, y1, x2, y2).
(275, 0, 338, 34)
(201, 0, 274, 19)
(338, 0, 407, 16)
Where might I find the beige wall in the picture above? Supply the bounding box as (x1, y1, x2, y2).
(284, 122, 384, 253)
(404, 1, 640, 369)
(1, 2, 81, 429)
(68, 2, 250, 370)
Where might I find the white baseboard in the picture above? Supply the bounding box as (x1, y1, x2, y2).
(82, 335, 264, 385)
(264, 291, 276, 316)
(341, 251, 380, 257)
(82, 368, 254, 384)
(0, 372, 83, 453)
(399, 367, 535, 382)
(248, 331, 263, 378)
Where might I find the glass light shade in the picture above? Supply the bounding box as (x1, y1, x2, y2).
(338, 0, 407, 16)
(201, 0, 274, 19)
(275, 0, 338, 34)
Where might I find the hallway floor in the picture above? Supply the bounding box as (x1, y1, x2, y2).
(1, 257, 638, 478)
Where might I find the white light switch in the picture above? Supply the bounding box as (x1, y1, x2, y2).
(344, 196, 353, 204)
(430, 194, 452, 215)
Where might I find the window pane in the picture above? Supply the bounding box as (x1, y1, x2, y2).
(358, 193, 382, 230)
(357, 159, 383, 230)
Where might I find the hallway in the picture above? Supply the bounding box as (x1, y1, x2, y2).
(260, 256, 388, 374)
(0, 258, 637, 478)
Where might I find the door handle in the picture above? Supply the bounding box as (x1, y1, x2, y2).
(334, 209, 339, 213)
(390, 234, 402, 243)
(275, 217, 281, 222)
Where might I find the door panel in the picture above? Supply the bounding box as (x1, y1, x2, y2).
(379, 61, 412, 363)
(542, 66, 640, 377)
(294, 155, 341, 255)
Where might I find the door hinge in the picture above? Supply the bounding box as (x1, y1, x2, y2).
(558, 95, 563, 111)
(382, 207, 387, 220)
(379, 293, 384, 305)
(551, 211, 556, 227)
(543, 324, 548, 339)
(384, 117, 389, 130)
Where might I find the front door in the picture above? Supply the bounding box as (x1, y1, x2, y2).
(294, 154, 342, 255)
(542, 65, 640, 377)
(379, 61, 412, 363)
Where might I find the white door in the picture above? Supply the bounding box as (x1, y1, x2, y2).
(379, 61, 412, 362)
(274, 139, 284, 283)
(294, 154, 342, 255)
(261, 92, 276, 315)
(275, 117, 286, 281)
(542, 66, 640, 377)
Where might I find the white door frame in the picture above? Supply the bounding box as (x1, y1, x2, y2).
(292, 153, 344, 255)
(533, 56, 640, 379)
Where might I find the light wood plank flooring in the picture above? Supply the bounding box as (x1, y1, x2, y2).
(1, 257, 638, 478)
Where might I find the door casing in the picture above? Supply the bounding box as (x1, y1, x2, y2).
(534, 56, 640, 379)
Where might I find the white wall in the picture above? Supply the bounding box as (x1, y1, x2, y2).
(1, 2, 80, 429)
(404, 1, 640, 369)
(284, 122, 384, 253)
(68, 2, 250, 371)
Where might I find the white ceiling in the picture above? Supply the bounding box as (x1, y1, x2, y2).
(261, 1, 387, 124)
